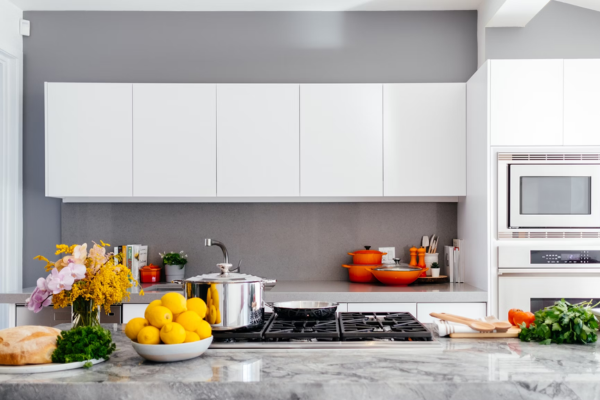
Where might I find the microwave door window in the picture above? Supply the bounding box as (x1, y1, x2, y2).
(520, 176, 592, 215)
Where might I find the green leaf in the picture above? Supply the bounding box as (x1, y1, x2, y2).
(552, 323, 562, 331)
(84, 361, 93, 369)
(540, 339, 552, 345)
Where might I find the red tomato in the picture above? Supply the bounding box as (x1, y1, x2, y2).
(508, 308, 522, 325)
(513, 311, 535, 328)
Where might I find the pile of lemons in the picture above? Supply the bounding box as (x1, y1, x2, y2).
(125, 292, 212, 345)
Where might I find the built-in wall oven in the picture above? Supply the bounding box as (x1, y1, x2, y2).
(498, 245, 600, 319)
(498, 153, 600, 239)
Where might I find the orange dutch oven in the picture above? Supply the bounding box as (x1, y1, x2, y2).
(348, 246, 387, 265)
(342, 264, 380, 283)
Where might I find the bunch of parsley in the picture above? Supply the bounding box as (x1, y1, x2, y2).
(52, 326, 116, 365)
(519, 299, 599, 345)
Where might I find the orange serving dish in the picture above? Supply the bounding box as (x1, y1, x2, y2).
(365, 265, 427, 286)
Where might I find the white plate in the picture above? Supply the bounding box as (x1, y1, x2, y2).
(131, 336, 213, 362)
(0, 358, 105, 374)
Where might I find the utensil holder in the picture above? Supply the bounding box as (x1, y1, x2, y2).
(424, 253, 438, 277)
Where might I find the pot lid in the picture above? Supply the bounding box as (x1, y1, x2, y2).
(351, 246, 386, 255)
(373, 263, 420, 272)
(186, 263, 267, 283)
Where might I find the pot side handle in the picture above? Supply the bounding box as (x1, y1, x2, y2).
(347, 252, 356, 256)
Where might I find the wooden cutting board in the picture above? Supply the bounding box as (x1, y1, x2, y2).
(449, 326, 521, 338)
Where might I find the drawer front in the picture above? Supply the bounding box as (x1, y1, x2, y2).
(416, 303, 487, 323)
(122, 304, 148, 324)
(16, 305, 72, 327)
(346, 303, 417, 315)
(100, 305, 122, 324)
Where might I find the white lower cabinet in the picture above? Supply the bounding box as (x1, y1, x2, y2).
(346, 303, 417, 315)
(416, 302, 487, 324)
(123, 304, 148, 324)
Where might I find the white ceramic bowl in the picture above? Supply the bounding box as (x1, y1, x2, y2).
(131, 336, 213, 362)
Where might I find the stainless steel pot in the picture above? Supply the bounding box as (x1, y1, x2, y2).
(174, 263, 276, 331)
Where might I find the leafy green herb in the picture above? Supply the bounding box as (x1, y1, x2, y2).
(519, 299, 599, 345)
(83, 361, 93, 369)
(52, 326, 116, 364)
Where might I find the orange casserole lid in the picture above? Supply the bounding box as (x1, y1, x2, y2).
(349, 246, 386, 255)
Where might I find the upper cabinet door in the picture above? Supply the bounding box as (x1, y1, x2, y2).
(133, 84, 216, 197)
(384, 83, 466, 196)
(45, 83, 133, 197)
(217, 84, 299, 197)
(490, 60, 564, 146)
(564, 60, 600, 146)
(300, 84, 383, 197)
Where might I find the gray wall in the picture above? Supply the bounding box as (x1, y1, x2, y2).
(486, 1, 600, 59)
(23, 11, 476, 285)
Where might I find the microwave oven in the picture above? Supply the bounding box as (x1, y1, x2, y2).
(498, 153, 600, 239)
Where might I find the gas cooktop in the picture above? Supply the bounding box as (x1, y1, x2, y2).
(210, 312, 441, 350)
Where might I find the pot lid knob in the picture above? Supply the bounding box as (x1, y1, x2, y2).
(364, 246, 371, 250)
(217, 263, 234, 277)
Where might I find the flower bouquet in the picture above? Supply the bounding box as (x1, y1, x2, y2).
(27, 241, 143, 328)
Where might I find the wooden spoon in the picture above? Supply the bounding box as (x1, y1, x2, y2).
(429, 312, 495, 333)
(483, 315, 513, 333)
(442, 313, 512, 333)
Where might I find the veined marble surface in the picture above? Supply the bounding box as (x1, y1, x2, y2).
(0, 280, 486, 304)
(1, 324, 600, 400)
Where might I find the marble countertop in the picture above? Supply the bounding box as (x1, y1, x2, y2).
(0, 281, 486, 304)
(1, 323, 599, 400)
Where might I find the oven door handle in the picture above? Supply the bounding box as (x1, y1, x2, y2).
(498, 268, 600, 275)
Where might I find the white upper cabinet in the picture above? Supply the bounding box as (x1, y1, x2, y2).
(384, 83, 466, 196)
(217, 84, 300, 196)
(45, 83, 133, 197)
(132, 84, 216, 197)
(564, 59, 600, 146)
(490, 60, 564, 146)
(300, 84, 383, 197)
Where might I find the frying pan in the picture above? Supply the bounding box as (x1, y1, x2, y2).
(267, 301, 338, 320)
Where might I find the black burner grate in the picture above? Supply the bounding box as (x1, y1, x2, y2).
(339, 312, 432, 341)
(265, 314, 340, 339)
(212, 313, 274, 341)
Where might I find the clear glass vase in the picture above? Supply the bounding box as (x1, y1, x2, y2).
(72, 297, 100, 328)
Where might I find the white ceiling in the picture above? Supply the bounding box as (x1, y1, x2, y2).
(7, 0, 483, 12)
(555, 0, 600, 12)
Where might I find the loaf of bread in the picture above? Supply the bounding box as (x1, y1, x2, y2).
(0, 326, 61, 365)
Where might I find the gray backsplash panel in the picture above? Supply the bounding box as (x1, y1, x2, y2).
(61, 202, 457, 281)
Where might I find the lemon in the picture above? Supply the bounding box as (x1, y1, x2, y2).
(144, 299, 162, 320)
(186, 298, 207, 319)
(207, 305, 217, 324)
(125, 317, 149, 341)
(160, 322, 186, 344)
(184, 331, 200, 343)
(146, 305, 173, 328)
(161, 292, 187, 315)
(196, 320, 212, 340)
(137, 326, 161, 345)
(176, 311, 202, 331)
(210, 285, 219, 306)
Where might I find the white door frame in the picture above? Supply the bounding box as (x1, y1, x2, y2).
(0, 47, 23, 328)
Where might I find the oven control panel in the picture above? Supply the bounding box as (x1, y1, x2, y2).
(531, 250, 600, 264)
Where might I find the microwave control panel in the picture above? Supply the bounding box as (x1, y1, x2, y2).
(531, 250, 600, 264)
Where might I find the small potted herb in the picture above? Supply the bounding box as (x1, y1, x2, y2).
(159, 251, 188, 282)
(430, 262, 440, 278)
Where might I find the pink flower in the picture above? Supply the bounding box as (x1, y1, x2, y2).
(72, 243, 88, 264)
(47, 266, 76, 294)
(26, 287, 52, 313)
(66, 262, 86, 280)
